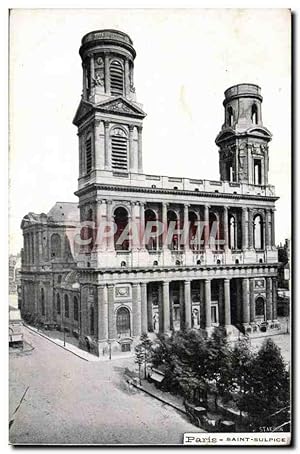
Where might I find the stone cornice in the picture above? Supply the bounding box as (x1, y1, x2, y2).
(74, 182, 279, 203)
(77, 262, 279, 275)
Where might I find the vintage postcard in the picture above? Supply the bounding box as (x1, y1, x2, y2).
(9, 8, 291, 446)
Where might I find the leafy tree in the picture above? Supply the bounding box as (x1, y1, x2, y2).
(231, 338, 254, 416)
(205, 327, 233, 408)
(139, 333, 153, 378)
(238, 338, 290, 431)
(134, 344, 144, 385)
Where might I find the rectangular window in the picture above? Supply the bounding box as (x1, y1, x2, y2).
(121, 343, 131, 352)
(211, 306, 217, 324)
(254, 159, 262, 185)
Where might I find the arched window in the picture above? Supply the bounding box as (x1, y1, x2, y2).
(229, 215, 236, 249)
(116, 307, 130, 336)
(85, 136, 92, 174)
(90, 306, 95, 335)
(227, 106, 234, 127)
(41, 288, 45, 316)
(74, 296, 79, 321)
(254, 214, 264, 250)
(51, 234, 61, 258)
(110, 60, 124, 96)
(145, 209, 157, 250)
(153, 260, 158, 266)
(57, 294, 61, 315)
(114, 207, 129, 250)
(64, 294, 69, 318)
(111, 127, 128, 171)
(167, 210, 178, 250)
(254, 159, 262, 185)
(189, 211, 198, 250)
(209, 212, 219, 251)
(251, 104, 258, 124)
(255, 297, 265, 318)
(121, 261, 127, 267)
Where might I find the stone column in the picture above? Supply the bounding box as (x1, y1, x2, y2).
(141, 283, 148, 334)
(89, 54, 95, 93)
(223, 206, 229, 251)
(184, 280, 192, 329)
(162, 281, 170, 333)
(128, 125, 134, 172)
(140, 202, 145, 249)
(242, 207, 248, 251)
(204, 205, 210, 249)
(266, 277, 272, 322)
(97, 285, 108, 341)
(271, 209, 276, 247)
(272, 278, 278, 320)
(218, 280, 224, 325)
(107, 201, 114, 251)
(197, 212, 202, 250)
(162, 202, 168, 249)
(249, 279, 255, 323)
(124, 59, 130, 97)
(107, 284, 115, 340)
(242, 278, 250, 325)
(179, 281, 185, 331)
(104, 121, 110, 169)
(224, 278, 231, 326)
(31, 232, 35, 264)
(205, 279, 211, 329)
(248, 209, 254, 249)
(184, 204, 190, 250)
(137, 126, 143, 173)
(147, 285, 153, 332)
(236, 279, 242, 323)
(265, 210, 271, 249)
(104, 54, 110, 94)
(38, 230, 43, 264)
(132, 283, 142, 337)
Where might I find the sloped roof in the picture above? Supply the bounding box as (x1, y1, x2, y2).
(47, 202, 79, 224)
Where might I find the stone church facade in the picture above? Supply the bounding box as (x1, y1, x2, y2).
(20, 29, 280, 356)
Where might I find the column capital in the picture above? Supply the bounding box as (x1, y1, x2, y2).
(224, 278, 230, 284)
(98, 284, 106, 290)
(104, 120, 110, 129)
(128, 124, 135, 132)
(107, 284, 114, 289)
(137, 125, 143, 134)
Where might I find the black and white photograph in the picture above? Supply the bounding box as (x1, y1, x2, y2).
(8, 8, 292, 446)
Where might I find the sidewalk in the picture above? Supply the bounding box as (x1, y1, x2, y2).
(25, 324, 134, 363)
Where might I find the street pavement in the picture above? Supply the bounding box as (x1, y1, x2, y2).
(9, 326, 198, 445)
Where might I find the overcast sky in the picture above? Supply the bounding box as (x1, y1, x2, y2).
(9, 8, 291, 254)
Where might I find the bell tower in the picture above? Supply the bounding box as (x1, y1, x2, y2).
(73, 30, 146, 187)
(215, 84, 272, 185)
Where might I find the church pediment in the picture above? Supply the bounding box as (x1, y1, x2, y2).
(95, 97, 146, 119)
(73, 100, 94, 126)
(247, 126, 272, 139)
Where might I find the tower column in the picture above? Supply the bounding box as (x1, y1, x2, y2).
(224, 278, 231, 326)
(248, 209, 254, 249)
(205, 279, 211, 329)
(184, 280, 192, 329)
(140, 202, 145, 249)
(272, 277, 278, 320)
(162, 281, 170, 333)
(242, 207, 248, 251)
(266, 277, 272, 322)
(107, 284, 115, 340)
(97, 285, 108, 341)
(204, 205, 210, 249)
(104, 54, 110, 95)
(223, 206, 229, 251)
(107, 201, 114, 251)
(271, 209, 276, 247)
(242, 278, 250, 325)
(104, 121, 110, 169)
(141, 283, 148, 334)
(124, 59, 130, 97)
(249, 278, 255, 323)
(184, 204, 190, 251)
(162, 202, 168, 249)
(132, 283, 142, 337)
(89, 54, 95, 94)
(265, 209, 271, 249)
(128, 125, 134, 172)
(137, 126, 143, 173)
(147, 285, 153, 332)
